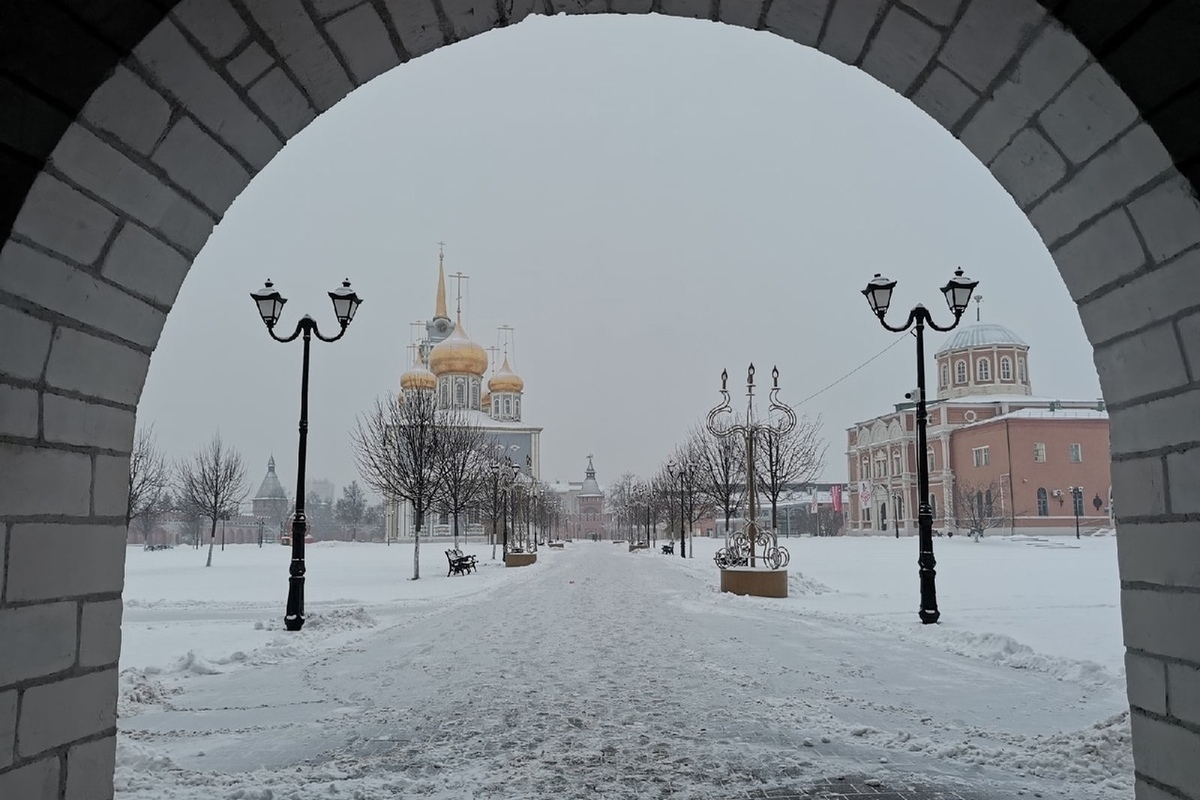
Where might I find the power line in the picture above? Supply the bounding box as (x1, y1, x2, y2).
(792, 333, 910, 409)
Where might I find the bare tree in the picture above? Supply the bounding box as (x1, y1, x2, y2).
(128, 425, 170, 537)
(691, 424, 744, 538)
(757, 413, 828, 531)
(672, 438, 716, 544)
(351, 392, 443, 580)
(176, 433, 249, 567)
(335, 480, 368, 541)
(433, 409, 490, 550)
(607, 472, 637, 542)
(951, 478, 1014, 541)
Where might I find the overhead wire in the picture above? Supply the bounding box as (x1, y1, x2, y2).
(792, 332, 912, 409)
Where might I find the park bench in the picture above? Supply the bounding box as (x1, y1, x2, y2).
(661, 542, 674, 555)
(445, 548, 477, 576)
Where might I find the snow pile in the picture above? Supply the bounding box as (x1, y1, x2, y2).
(788, 570, 833, 595)
(918, 628, 1118, 687)
(287, 606, 377, 632)
(117, 669, 180, 716)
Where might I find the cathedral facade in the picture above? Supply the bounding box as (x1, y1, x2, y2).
(385, 251, 544, 541)
(846, 321, 1112, 537)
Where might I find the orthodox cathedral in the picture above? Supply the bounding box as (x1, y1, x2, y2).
(385, 250, 544, 541)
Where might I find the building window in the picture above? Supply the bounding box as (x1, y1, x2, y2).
(1000, 357, 1012, 381)
(975, 490, 984, 519)
(1034, 442, 1046, 463)
(454, 378, 465, 407)
(927, 447, 936, 471)
(505, 397, 513, 416)
(972, 446, 990, 467)
(941, 363, 949, 389)
(439, 381, 449, 407)
(1037, 488, 1048, 516)
(985, 489, 993, 517)
(864, 506, 870, 522)
(955, 360, 967, 384)
(470, 380, 480, 408)
(879, 503, 887, 531)
(1069, 443, 1082, 463)
(929, 494, 936, 520)
(892, 452, 901, 475)
(1018, 358, 1026, 382)
(894, 494, 903, 520)
(860, 458, 869, 480)
(514, 398, 521, 419)
(977, 357, 991, 381)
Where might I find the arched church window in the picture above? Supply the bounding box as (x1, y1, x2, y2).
(955, 360, 967, 384)
(504, 397, 513, 417)
(977, 358, 991, 381)
(892, 452, 901, 475)
(1037, 488, 1048, 516)
(440, 381, 449, 407)
(927, 447, 936, 471)
(514, 398, 521, 419)
(455, 378, 466, 407)
(940, 363, 949, 389)
(1000, 357, 1012, 381)
(470, 380, 480, 408)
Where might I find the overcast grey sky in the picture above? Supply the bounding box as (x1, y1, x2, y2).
(137, 14, 1100, 500)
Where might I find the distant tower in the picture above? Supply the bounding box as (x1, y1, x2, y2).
(420, 244, 454, 364)
(252, 456, 289, 530)
(577, 455, 605, 539)
(487, 352, 525, 422)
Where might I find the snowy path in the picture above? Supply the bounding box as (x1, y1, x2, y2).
(116, 542, 1130, 799)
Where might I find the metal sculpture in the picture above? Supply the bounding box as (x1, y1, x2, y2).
(706, 364, 795, 570)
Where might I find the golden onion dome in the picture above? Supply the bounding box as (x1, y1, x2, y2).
(428, 316, 488, 376)
(481, 391, 491, 409)
(487, 355, 524, 394)
(399, 351, 436, 392)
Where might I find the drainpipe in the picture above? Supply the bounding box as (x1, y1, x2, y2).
(1004, 419, 1016, 536)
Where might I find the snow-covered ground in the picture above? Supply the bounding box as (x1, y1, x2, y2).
(116, 533, 1130, 799)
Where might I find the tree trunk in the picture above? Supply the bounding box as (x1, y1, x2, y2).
(771, 499, 778, 532)
(453, 511, 459, 551)
(205, 517, 217, 567)
(412, 517, 421, 580)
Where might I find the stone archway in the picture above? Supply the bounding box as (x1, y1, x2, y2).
(2, 2, 1199, 798)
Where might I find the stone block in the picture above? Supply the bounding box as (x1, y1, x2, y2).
(0, 445, 92, 518)
(911, 65, 977, 130)
(172, 0, 249, 59)
(0, 757, 59, 800)
(0, 385, 39, 439)
(0, 691, 15, 769)
(7, 524, 127, 602)
(1122, 588, 1200, 663)
(0, 304, 53, 381)
(1051, 210, 1146, 302)
(1125, 650, 1167, 715)
(80, 600, 124, 669)
(383, 0, 445, 59)
(1166, 449, 1200, 515)
(0, 602, 77, 685)
(1110, 459, 1167, 520)
(1109, 389, 1200, 457)
(81, 65, 172, 156)
(313, 0, 366, 16)
(902, 0, 961, 27)
(1167, 661, 1200, 727)
(0, 526, 7, 605)
(66, 735, 117, 800)
(248, 68, 318, 140)
(1093, 323, 1189, 406)
(988, 127, 1065, 208)
(92, 456, 131, 518)
(440, 0, 502, 40)
(1130, 711, 1200, 797)
(325, 3, 401, 85)
(45, 327, 152, 408)
(228, 42, 274, 86)
(819, 0, 886, 64)
(764, 0, 831, 48)
(860, 6, 941, 96)
(50, 125, 215, 257)
(659, 0, 711, 21)
(1030, 124, 1173, 247)
(1040, 62, 1139, 165)
(718, 0, 762, 29)
(1127, 177, 1200, 262)
(17, 669, 118, 758)
(135, 20, 282, 170)
(0, 242, 166, 350)
(243, 0, 355, 111)
(12, 173, 118, 265)
(608, 0, 654, 13)
(958, 21, 1089, 163)
(152, 116, 251, 215)
(43, 395, 135, 452)
(938, 0, 1043, 93)
(102, 222, 191, 308)
(1078, 249, 1200, 346)
(1179, 312, 1200, 379)
(1135, 776, 1186, 800)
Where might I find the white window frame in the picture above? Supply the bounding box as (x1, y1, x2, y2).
(1033, 442, 1046, 463)
(972, 446, 990, 467)
(1018, 358, 1026, 382)
(1000, 357, 1013, 381)
(1069, 442, 1082, 463)
(977, 357, 991, 381)
(955, 360, 967, 384)
(940, 363, 949, 388)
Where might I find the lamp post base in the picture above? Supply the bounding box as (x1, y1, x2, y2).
(919, 608, 940, 625)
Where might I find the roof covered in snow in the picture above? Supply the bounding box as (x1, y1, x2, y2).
(935, 322, 1027, 355)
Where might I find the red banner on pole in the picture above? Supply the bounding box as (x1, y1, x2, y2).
(831, 484, 843, 513)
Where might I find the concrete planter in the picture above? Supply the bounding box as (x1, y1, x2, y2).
(548, 542, 565, 549)
(628, 543, 649, 552)
(719, 567, 788, 598)
(505, 552, 537, 568)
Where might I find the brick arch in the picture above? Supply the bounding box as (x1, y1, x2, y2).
(2, 2, 1199, 798)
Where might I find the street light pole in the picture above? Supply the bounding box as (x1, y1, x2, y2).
(1069, 486, 1083, 539)
(250, 279, 362, 632)
(862, 268, 977, 625)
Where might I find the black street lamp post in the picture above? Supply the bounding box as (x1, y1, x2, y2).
(893, 493, 901, 539)
(1068, 486, 1083, 539)
(250, 279, 362, 632)
(667, 461, 688, 558)
(862, 268, 977, 625)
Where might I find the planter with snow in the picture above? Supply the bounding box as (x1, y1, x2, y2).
(719, 566, 788, 598)
(505, 552, 537, 568)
